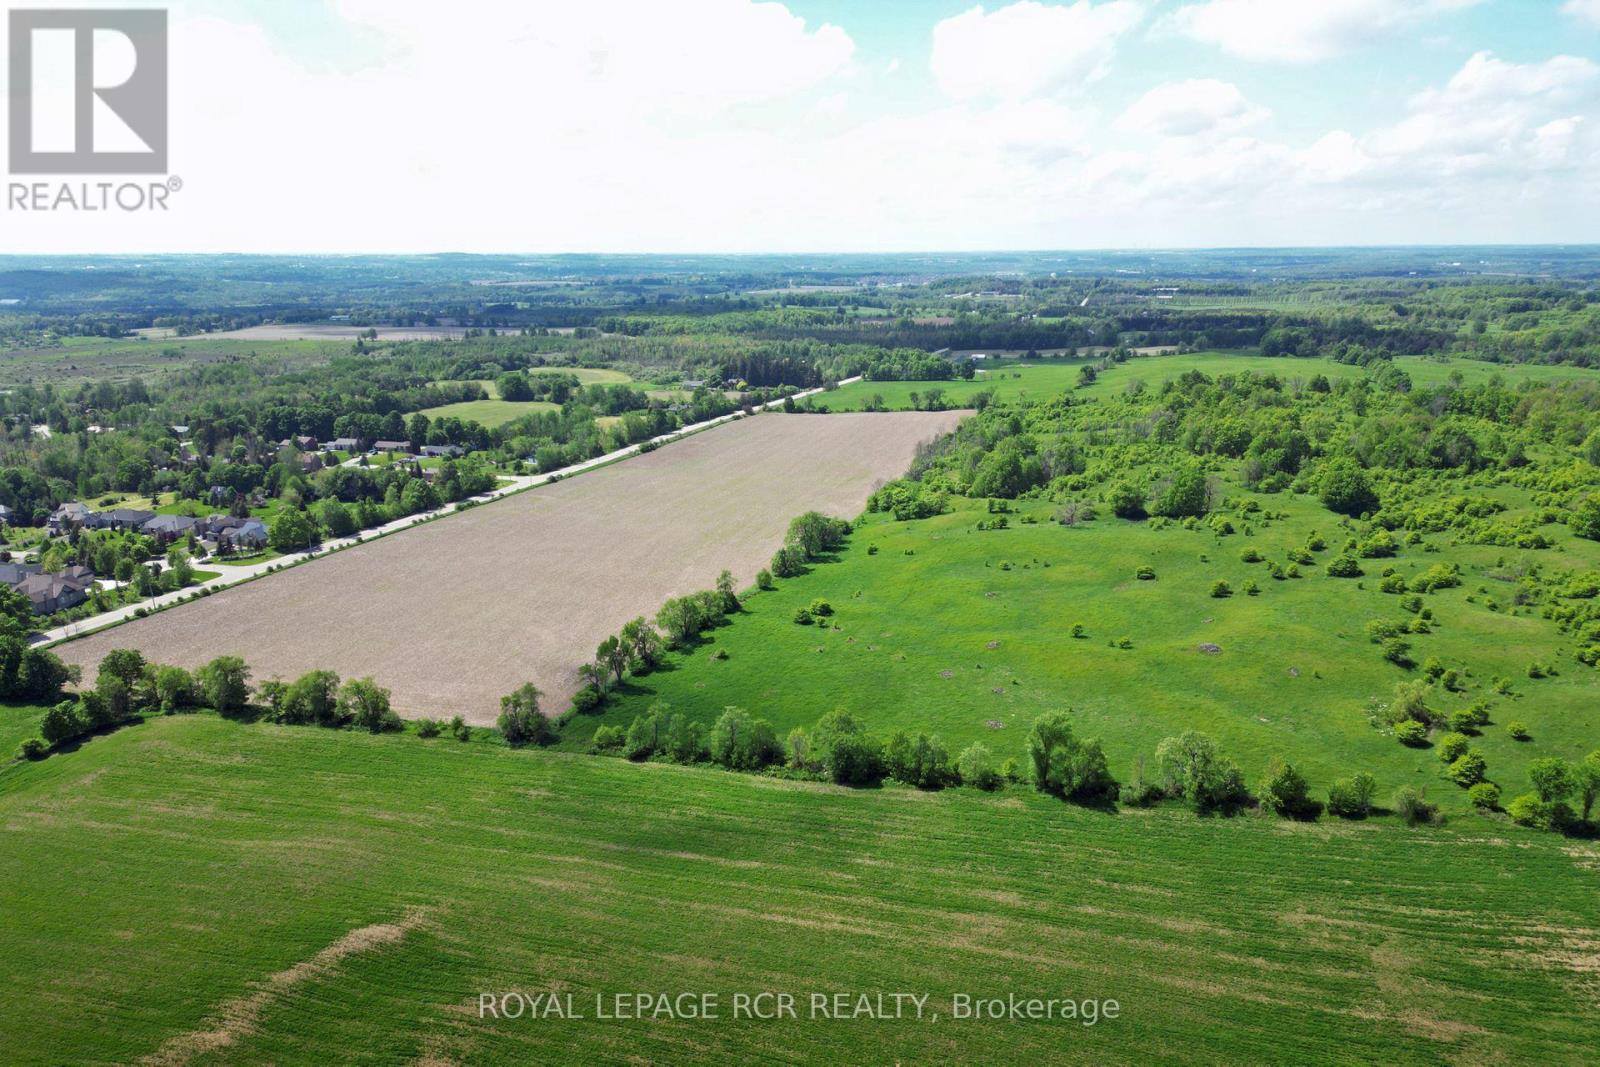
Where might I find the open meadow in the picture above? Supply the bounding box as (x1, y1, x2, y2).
(53, 412, 964, 723)
(818, 352, 1600, 412)
(580, 494, 1600, 814)
(0, 335, 349, 384)
(1, 712, 1596, 1065)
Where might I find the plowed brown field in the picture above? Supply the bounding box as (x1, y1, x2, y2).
(57, 411, 964, 722)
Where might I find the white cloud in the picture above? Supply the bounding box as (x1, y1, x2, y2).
(3, 0, 1598, 252)
(1170, 0, 1483, 63)
(1563, 0, 1600, 28)
(930, 1, 1144, 101)
(1362, 52, 1599, 175)
(1116, 79, 1268, 137)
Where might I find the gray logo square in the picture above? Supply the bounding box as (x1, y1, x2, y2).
(8, 8, 168, 174)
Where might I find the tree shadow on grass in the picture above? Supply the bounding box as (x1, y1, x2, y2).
(42, 713, 149, 758)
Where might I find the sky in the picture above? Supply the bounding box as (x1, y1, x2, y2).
(1, 0, 1599, 254)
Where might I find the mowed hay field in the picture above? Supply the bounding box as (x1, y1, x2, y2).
(55, 412, 963, 723)
(1, 714, 1597, 1065)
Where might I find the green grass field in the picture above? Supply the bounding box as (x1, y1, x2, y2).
(2, 712, 1596, 1065)
(420, 368, 636, 426)
(416, 398, 560, 427)
(577, 492, 1600, 813)
(0, 702, 47, 756)
(818, 353, 1599, 412)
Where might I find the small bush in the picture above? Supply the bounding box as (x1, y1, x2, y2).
(1210, 580, 1232, 598)
(1506, 792, 1550, 827)
(1381, 638, 1413, 667)
(755, 568, 774, 590)
(1239, 548, 1263, 564)
(449, 715, 471, 741)
(1506, 720, 1530, 741)
(793, 608, 815, 626)
(570, 686, 604, 714)
(808, 598, 834, 618)
(1260, 758, 1321, 819)
(592, 724, 624, 751)
(17, 737, 47, 761)
(1243, 579, 1261, 596)
(1326, 772, 1377, 818)
(1135, 565, 1156, 580)
(1393, 786, 1439, 827)
(957, 742, 1001, 791)
(1071, 623, 1087, 639)
(498, 684, 554, 746)
(1437, 732, 1470, 763)
(415, 718, 442, 738)
(1395, 719, 1428, 746)
(1467, 782, 1501, 811)
(1325, 556, 1363, 578)
(1446, 751, 1487, 787)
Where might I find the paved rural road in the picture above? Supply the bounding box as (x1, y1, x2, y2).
(34, 378, 861, 647)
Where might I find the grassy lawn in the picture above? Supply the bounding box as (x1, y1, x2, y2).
(1, 712, 1595, 1064)
(583, 473, 1600, 818)
(0, 702, 48, 756)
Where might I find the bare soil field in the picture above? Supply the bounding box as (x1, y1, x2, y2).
(57, 412, 964, 723)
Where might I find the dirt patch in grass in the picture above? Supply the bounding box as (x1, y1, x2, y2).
(58, 413, 963, 724)
(142, 907, 430, 1066)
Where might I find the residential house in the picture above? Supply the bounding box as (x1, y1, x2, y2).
(170, 424, 190, 436)
(203, 514, 269, 551)
(141, 514, 200, 544)
(0, 503, 13, 525)
(0, 561, 42, 586)
(295, 435, 318, 450)
(420, 444, 464, 458)
(17, 565, 95, 614)
(221, 519, 269, 551)
(300, 453, 324, 473)
(373, 440, 413, 454)
(86, 507, 157, 532)
(327, 437, 360, 452)
(47, 502, 91, 533)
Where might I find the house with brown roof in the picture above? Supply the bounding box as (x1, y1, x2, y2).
(17, 565, 95, 614)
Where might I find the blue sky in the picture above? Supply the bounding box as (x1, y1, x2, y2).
(5, 0, 1599, 253)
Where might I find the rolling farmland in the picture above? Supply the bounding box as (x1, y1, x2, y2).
(1, 713, 1596, 1065)
(54, 412, 963, 723)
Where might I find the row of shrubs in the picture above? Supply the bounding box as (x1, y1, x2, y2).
(565, 511, 852, 715)
(16, 647, 415, 761)
(579, 702, 1470, 827)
